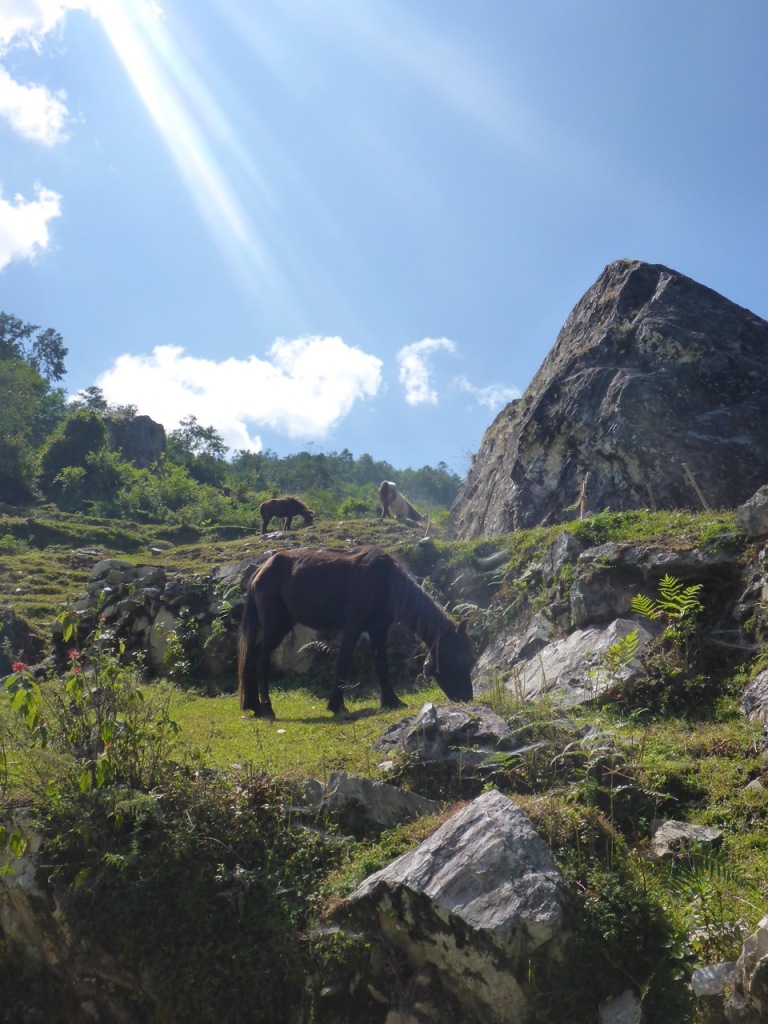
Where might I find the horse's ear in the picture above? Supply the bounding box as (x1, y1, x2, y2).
(457, 619, 469, 635)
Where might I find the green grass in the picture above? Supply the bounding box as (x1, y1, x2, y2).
(169, 678, 449, 782)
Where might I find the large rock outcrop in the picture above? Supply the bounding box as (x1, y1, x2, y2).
(449, 259, 768, 539)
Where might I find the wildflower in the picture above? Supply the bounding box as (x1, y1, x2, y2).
(11, 661, 28, 673)
(68, 649, 81, 661)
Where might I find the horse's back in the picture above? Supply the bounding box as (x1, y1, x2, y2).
(252, 546, 392, 631)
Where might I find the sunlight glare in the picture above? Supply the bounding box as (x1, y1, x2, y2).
(93, 0, 279, 291)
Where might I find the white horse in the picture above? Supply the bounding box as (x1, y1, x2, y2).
(378, 481, 424, 522)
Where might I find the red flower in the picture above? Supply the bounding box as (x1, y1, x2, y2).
(68, 649, 81, 661)
(11, 661, 28, 673)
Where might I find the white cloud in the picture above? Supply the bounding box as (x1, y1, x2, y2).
(0, 1, 91, 53)
(95, 335, 383, 452)
(454, 374, 520, 410)
(0, 65, 70, 144)
(0, 1, 96, 143)
(396, 337, 456, 406)
(0, 182, 62, 268)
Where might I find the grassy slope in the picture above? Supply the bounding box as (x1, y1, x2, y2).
(2, 501, 768, 1023)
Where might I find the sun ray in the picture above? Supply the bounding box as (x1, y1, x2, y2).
(92, 0, 280, 293)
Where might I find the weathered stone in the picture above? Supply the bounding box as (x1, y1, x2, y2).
(649, 819, 723, 861)
(146, 607, 179, 671)
(542, 529, 586, 581)
(726, 915, 768, 1023)
(374, 702, 516, 759)
(0, 606, 45, 675)
(599, 988, 643, 1024)
(449, 259, 768, 538)
(741, 670, 768, 724)
(90, 558, 133, 580)
(476, 618, 657, 707)
(344, 789, 568, 1024)
(320, 772, 440, 828)
(691, 961, 736, 997)
(1, 813, 145, 1021)
(736, 486, 768, 539)
(570, 570, 635, 627)
(106, 412, 166, 469)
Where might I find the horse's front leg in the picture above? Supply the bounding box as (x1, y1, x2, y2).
(369, 624, 405, 709)
(328, 626, 362, 716)
(283, 516, 293, 531)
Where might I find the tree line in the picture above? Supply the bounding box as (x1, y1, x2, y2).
(0, 312, 462, 526)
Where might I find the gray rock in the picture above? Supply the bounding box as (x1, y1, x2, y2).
(691, 961, 736, 998)
(476, 618, 657, 707)
(742, 670, 768, 724)
(320, 772, 440, 828)
(735, 485, 768, 539)
(374, 702, 516, 759)
(649, 819, 723, 861)
(344, 789, 568, 1024)
(449, 259, 768, 538)
(726, 915, 768, 1023)
(599, 989, 643, 1024)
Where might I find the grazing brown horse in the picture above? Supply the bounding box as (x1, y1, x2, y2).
(259, 496, 315, 535)
(238, 545, 474, 718)
(378, 481, 424, 522)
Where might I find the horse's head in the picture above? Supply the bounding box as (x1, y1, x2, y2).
(424, 619, 474, 702)
(304, 507, 315, 526)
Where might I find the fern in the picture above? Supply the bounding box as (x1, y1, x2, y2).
(631, 574, 703, 623)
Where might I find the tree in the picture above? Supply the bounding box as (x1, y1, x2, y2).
(74, 385, 109, 412)
(0, 359, 66, 501)
(0, 312, 68, 382)
(39, 409, 109, 495)
(168, 415, 228, 459)
(167, 416, 228, 488)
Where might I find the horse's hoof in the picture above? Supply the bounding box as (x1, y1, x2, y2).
(382, 698, 407, 710)
(253, 704, 276, 720)
(329, 703, 352, 721)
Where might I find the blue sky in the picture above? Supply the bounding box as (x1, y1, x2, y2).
(1, 1, 766, 474)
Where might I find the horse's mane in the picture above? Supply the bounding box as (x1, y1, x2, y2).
(369, 547, 452, 643)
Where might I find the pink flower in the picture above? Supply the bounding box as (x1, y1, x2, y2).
(68, 649, 81, 661)
(11, 661, 28, 673)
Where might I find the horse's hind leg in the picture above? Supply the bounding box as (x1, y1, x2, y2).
(369, 624, 405, 709)
(328, 626, 363, 716)
(254, 607, 294, 719)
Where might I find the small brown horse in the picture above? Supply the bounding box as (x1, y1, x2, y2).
(378, 481, 424, 522)
(259, 496, 315, 535)
(238, 545, 474, 718)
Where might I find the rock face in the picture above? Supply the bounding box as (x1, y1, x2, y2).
(106, 413, 166, 469)
(449, 259, 768, 539)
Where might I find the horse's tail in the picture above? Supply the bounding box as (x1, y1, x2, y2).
(405, 499, 424, 521)
(237, 582, 261, 710)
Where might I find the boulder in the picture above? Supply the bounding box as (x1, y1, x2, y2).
(318, 772, 440, 829)
(475, 618, 658, 707)
(649, 819, 723, 861)
(342, 789, 568, 1024)
(449, 259, 768, 538)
